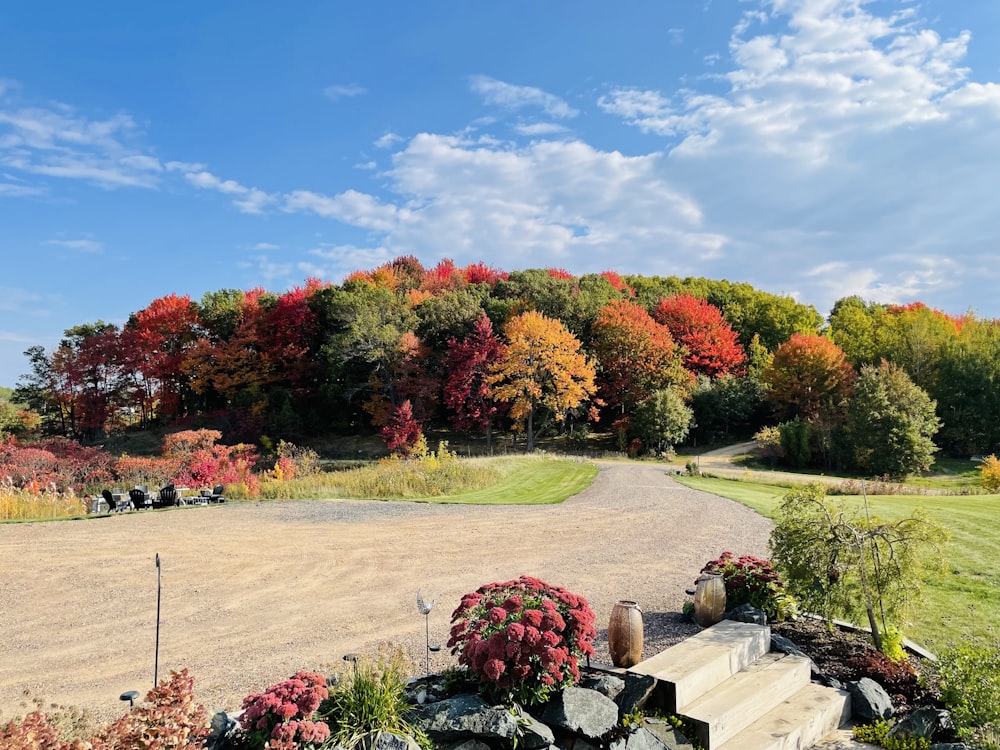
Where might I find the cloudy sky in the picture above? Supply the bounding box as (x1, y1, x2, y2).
(2, 0, 999, 387)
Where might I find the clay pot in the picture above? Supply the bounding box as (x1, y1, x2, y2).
(608, 600, 643, 668)
(693, 572, 727, 627)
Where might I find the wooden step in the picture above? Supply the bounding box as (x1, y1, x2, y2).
(629, 620, 771, 713)
(714, 683, 852, 750)
(681, 653, 812, 749)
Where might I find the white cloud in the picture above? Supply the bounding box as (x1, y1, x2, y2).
(184, 170, 247, 194)
(324, 83, 367, 101)
(469, 75, 579, 119)
(179, 167, 275, 213)
(251, 242, 280, 251)
(0, 88, 163, 189)
(513, 122, 569, 137)
(282, 189, 403, 231)
(45, 238, 102, 253)
(232, 188, 274, 214)
(0, 182, 44, 197)
(375, 132, 404, 149)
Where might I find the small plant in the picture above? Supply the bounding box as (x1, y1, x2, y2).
(700, 551, 788, 620)
(980, 454, 1000, 493)
(852, 719, 931, 749)
(937, 641, 1000, 749)
(321, 646, 429, 750)
(844, 650, 921, 705)
(239, 671, 330, 750)
(880, 626, 906, 663)
(447, 575, 597, 706)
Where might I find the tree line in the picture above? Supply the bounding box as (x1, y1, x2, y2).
(8, 257, 999, 473)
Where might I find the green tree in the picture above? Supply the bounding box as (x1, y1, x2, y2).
(934, 318, 1000, 456)
(632, 387, 694, 454)
(840, 361, 940, 479)
(770, 483, 947, 652)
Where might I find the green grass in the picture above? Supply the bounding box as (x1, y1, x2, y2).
(257, 455, 597, 505)
(676, 474, 1000, 651)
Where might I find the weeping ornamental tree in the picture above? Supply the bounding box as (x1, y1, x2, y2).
(769, 483, 947, 652)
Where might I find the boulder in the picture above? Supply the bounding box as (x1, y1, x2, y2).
(770, 634, 822, 680)
(511, 706, 555, 749)
(848, 677, 894, 722)
(542, 687, 619, 740)
(580, 674, 626, 701)
(361, 731, 422, 750)
(411, 694, 518, 743)
(616, 673, 657, 719)
(725, 603, 767, 626)
(888, 707, 953, 741)
(444, 740, 492, 750)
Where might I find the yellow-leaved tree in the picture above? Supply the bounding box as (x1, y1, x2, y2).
(489, 310, 596, 451)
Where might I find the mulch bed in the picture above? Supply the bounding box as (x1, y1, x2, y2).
(772, 618, 942, 710)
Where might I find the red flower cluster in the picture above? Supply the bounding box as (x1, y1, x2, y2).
(701, 551, 784, 618)
(240, 671, 330, 750)
(448, 575, 597, 706)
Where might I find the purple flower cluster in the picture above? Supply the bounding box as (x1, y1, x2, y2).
(447, 575, 597, 706)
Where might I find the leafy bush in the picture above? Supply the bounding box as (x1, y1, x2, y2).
(321, 646, 429, 750)
(448, 575, 597, 706)
(778, 418, 812, 468)
(980, 454, 1000, 493)
(0, 669, 209, 749)
(937, 641, 1000, 749)
(239, 671, 330, 750)
(700, 551, 789, 620)
(844, 650, 921, 705)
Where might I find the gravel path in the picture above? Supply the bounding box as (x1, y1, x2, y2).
(0, 462, 772, 724)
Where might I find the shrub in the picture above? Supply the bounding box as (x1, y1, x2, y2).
(937, 641, 1000, 749)
(980, 454, 1000, 493)
(239, 671, 330, 750)
(779, 418, 812, 468)
(700, 552, 789, 620)
(322, 646, 429, 750)
(844, 650, 922, 706)
(93, 668, 209, 749)
(447, 575, 597, 706)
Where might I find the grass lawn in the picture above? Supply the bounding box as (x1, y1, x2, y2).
(420, 457, 598, 505)
(676, 475, 1000, 651)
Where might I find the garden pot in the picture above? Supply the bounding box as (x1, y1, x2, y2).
(608, 600, 643, 668)
(693, 572, 726, 627)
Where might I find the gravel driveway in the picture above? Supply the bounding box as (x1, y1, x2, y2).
(0, 462, 772, 724)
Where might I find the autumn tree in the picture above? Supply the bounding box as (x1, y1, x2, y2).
(652, 293, 747, 377)
(444, 315, 506, 452)
(381, 400, 423, 456)
(489, 310, 597, 451)
(127, 293, 202, 418)
(590, 299, 689, 415)
(632, 387, 694, 455)
(763, 334, 855, 423)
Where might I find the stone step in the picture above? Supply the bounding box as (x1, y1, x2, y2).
(629, 620, 771, 713)
(681, 652, 812, 749)
(714, 683, 852, 750)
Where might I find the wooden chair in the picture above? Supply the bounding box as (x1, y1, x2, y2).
(157, 485, 178, 508)
(101, 488, 121, 512)
(209, 484, 225, 503)
(129, 488, 148, 510)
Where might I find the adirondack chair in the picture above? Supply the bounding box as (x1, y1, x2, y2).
(129, 488, 149, 510)
(156, 485, 178, 508)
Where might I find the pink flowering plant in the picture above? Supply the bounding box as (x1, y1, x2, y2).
(700, 552, 788, 620)
(447, 575, 597, 706)
(239, 671, 331, 750)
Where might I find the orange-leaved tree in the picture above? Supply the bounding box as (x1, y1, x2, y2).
(591, 299, 690, 415)
(489, 310, 596, 451)
(763, 333, 856, 423)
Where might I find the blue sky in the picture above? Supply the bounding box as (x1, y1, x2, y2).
(2, 0, 999, 388)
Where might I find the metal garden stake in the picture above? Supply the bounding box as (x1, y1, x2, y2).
(154, 553, 162, 687)
(417, 589, 436, 676)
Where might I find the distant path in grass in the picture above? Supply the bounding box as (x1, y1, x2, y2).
(0, 462, 771, 725)
(696, 441, 854, 488)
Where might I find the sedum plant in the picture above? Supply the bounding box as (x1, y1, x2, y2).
(448, 575, 597, 706)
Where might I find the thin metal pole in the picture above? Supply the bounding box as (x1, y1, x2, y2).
(424, 612, 430, 676)
(154, 553, 161, 687)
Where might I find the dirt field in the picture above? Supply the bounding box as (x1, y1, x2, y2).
(0, 462, 772, 724)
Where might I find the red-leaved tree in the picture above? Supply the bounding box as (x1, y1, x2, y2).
(444, 314, 507, 452)
(381, 400, 423, 456)
(653, 293, 747, 377)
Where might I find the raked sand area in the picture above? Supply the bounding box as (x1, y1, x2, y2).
(0, 463, 772, 724)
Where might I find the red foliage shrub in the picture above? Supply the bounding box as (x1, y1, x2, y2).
(239, 671, 330, 750)
(844, 650, 923, 706)
(448, 575, 597, 705)
(380, 401, 423, 457)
